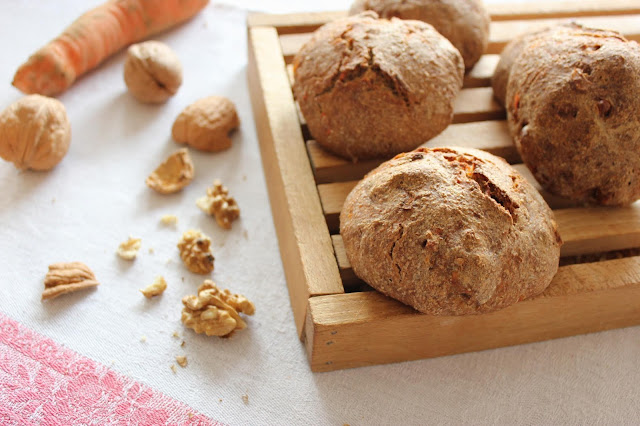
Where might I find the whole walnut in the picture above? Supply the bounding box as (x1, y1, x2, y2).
(0, 94, 71, 171)
(124, 41, 183, 104)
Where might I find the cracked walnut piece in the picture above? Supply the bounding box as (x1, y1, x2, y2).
(116, 237, 141, 260)
(172, 96, 239, 152)
(140, 276, 167, 298)
(146, 148, 194, 194)
(43, 262, 100, 300)
(181, 280, 255, 337)
(196, 180, 240, 229)
(177, 230, 215, 274)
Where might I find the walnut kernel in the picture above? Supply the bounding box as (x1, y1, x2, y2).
(172, 96, 240, 152)
(146, 148, 194, 194)
(124, 41, 183, 104)
(140, 276, 167, 298)
(176, 355, 188, 367)
(116, 237, 141, 260)
(160, 214, 178, 226)
(196, 180, 240, 229)
(0, 95, 71, 171)
(181, 280, 255, 337)
(42, 262, 99, 300)
(177, 230, 215, 274)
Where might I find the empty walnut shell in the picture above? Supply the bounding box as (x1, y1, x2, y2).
(146, 148, 194, 194)
(124, 41, 183, 104)
(0, 94, 71, 171)
(172, 96, 240, 152)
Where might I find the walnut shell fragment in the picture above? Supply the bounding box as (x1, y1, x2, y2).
(196, 180, 240, 229)
(177, 229, 215, 274)
(146, 148, 194, 194)
(140, 276, 167, 298)
(181, 280, 255, 337)
(172, 96, 240, 152)
(43, 262, 100, 300)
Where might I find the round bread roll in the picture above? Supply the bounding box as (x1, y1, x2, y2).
(492, 24, 581, 106)
(506, 27, 640, 205)
(349, 0, 490, 69)
(292, 12, 464, 162)
(340, 147, 562, 316)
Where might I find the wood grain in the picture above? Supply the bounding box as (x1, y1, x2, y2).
(247, 1, 640, 32)
(247, 27, 344, 336)
(280, 14, 640, 62)
(309, 120, 517, 185)
(305, 256, 640, 371)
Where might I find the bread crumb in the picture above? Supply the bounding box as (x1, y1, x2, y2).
(170, 364, 177, 374)
(140, 276, 167, 298)
(116, 237, 141, 260)
(148, 247, 154, 254)
(160, 214, 178, 226)
(176, 355, 188, 367)
(241, 393, 249, 404)
(140, 336, 147, 343)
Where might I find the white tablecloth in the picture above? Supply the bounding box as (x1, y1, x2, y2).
(1, 1, 639, 424)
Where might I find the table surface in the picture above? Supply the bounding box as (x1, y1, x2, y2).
(2, 1, 640, 425)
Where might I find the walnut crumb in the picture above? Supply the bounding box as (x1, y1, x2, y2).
(242, 394, 249, 404)
(172, 331, 180, 338)
(177, 230, 215, 274)
(140, 336, 147, 343)
(181, 280, 255, 337)
(146, 148, 194, 194)
(196, 180, 240, 229)
(176, 355, 188, 367)
(116, 237, 141, 260)
(160, 214, 178, 226)
(181, 341, 186, 347)
(42, 262, 100, 300)
(170, 364, 177, 374)
(148, 248, 154, 254)
(140, 276, 167, 298)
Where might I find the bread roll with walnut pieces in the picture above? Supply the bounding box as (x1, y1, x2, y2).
(340, 147, 562, 316)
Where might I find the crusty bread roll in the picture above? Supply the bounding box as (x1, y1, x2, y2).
(506, 27, 640, 205)
(292, 12, 463, 162)
(350, 0, 490, 69)
(340, 147, 562, 315)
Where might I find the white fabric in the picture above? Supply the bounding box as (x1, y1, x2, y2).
(1, 1, 639, 424)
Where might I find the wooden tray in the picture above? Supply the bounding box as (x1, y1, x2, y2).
(247, 0, 640, 372)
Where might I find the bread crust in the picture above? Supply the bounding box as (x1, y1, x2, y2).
(506, 28, 640, 205)
(292, 12, 464, 162)
(350, 0, 490, 69)
(340, 147, 561, 315)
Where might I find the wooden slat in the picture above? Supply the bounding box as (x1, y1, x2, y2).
(310, 120, 517, 185)
(248, 1, 640, 33)
(331, 203, 640, 288)
(305, 256, 640, 371)
(489, 0, 640, 21)
(247, 27, 344, 337)
(280, 14, 640, 62)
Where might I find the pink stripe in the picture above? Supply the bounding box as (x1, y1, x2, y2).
(0, 312, 221, 426)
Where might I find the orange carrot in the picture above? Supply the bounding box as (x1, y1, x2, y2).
(12, 0, 209, 96)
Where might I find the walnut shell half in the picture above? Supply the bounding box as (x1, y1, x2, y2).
(0, 94, 71, 170)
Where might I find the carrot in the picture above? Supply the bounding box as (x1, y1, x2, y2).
(12, 0, 209, 96)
